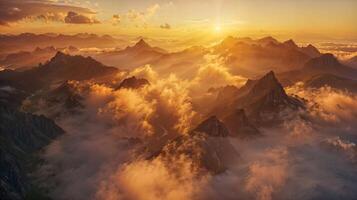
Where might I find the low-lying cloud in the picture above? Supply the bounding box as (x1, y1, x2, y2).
(33, 67, 357, 200)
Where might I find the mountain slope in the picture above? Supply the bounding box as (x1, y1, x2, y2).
(304, 74, 357, 93)
(95, 39, 167, 69)
(0, 106, 64, 200)
(0, 52, 118, 92)
(279, 54, 357, 85)
(212, 71, 303, 124)
(155, 116, 238, 174)
(214, 36, 320, 78)
(223, 109, 260, 138)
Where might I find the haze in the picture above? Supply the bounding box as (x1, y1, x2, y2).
(1, 1, 357, 200)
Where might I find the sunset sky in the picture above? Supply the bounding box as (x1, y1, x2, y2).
(1, 0, 357, 42)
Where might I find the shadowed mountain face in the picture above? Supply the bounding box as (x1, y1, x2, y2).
(223, 109, 260, 138)
(214, 36, 320, 78)
(213, 71, 303, 124)
(0, 106, 64, 200)
(345, 55, 357, 68)
(155, 116, 238, 174)
(193, 116, 230, 137)
(279, 53, 357, 85)
(94, 39, 167, 69)
(22, 80, 85, 118)
(304, 74, 357, 93)
(0, 52, 118, 92)
(116, 76, 150, 90)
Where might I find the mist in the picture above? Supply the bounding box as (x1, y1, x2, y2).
(30, 65, 357, 200)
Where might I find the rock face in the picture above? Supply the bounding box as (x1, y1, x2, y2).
(223, 109, 260, 138)
(213, 71, 303, 124)
(235, 71, 302, 117)
(47, 81, 84, 110)
(117, 76, 149, 90)
(154, 116, 238, 174)
(0, 106, 64, 200)
(193, 116, 229, 137)
(22, 80, 85, 118)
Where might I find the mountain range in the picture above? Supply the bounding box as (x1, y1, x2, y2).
(0, 46, 79, 70)
(279, 53, 357, 85)
(0, 52, 118, 92)
(0, 33, 120, 54)
(213, 36, 321, 78)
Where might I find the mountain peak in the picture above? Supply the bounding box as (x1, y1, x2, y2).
(193, 116, 229, 137)
(54, 51, 66, 57)
(49, 51, 68, 63)
(134, 39, 150, 48)
(305, 53, 341, 69)
(258, 36, 278, 45)
(261, 71, 278, 82)
(249, 71, 285, 95)
(117, 76, 150, 90)
(283, 39, 298, 48)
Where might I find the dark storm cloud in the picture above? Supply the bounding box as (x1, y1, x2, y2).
(0, 0, 99, 26)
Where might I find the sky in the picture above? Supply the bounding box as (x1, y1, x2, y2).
(0, 0, 357, 42)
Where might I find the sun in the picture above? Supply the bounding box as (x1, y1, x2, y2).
(214, 25, 222, 33)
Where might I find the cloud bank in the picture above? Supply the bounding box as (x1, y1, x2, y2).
(32, 67, 357, 200)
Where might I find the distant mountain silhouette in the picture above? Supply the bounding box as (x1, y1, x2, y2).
(279, 54, 357, 84)
(0, 33, 121, 54)
(283, 39, 299, 49)
(300, 44, 321, 58)
(304, 74, 357, 93)
(95, 39, 167, 69)
(0, 52, 117, 91)
(0, 46, 80, 70)
(214, 36, 320, 78)
(150, 45, 208, 79)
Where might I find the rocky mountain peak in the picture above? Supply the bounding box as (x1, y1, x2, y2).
(252, 71, 283, 92)
(283, 39, 298, 49)
(193, 116, 229, 137)
(117, 76, 150, 90)
(134, 39, 150, 49)
(52, 51, 67, 60)
(257, 36, 279, 45)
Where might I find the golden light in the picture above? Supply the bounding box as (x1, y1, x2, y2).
(214, 25, 222, 33)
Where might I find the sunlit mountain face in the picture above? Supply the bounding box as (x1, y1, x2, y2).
(1, 1, 357, 200)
